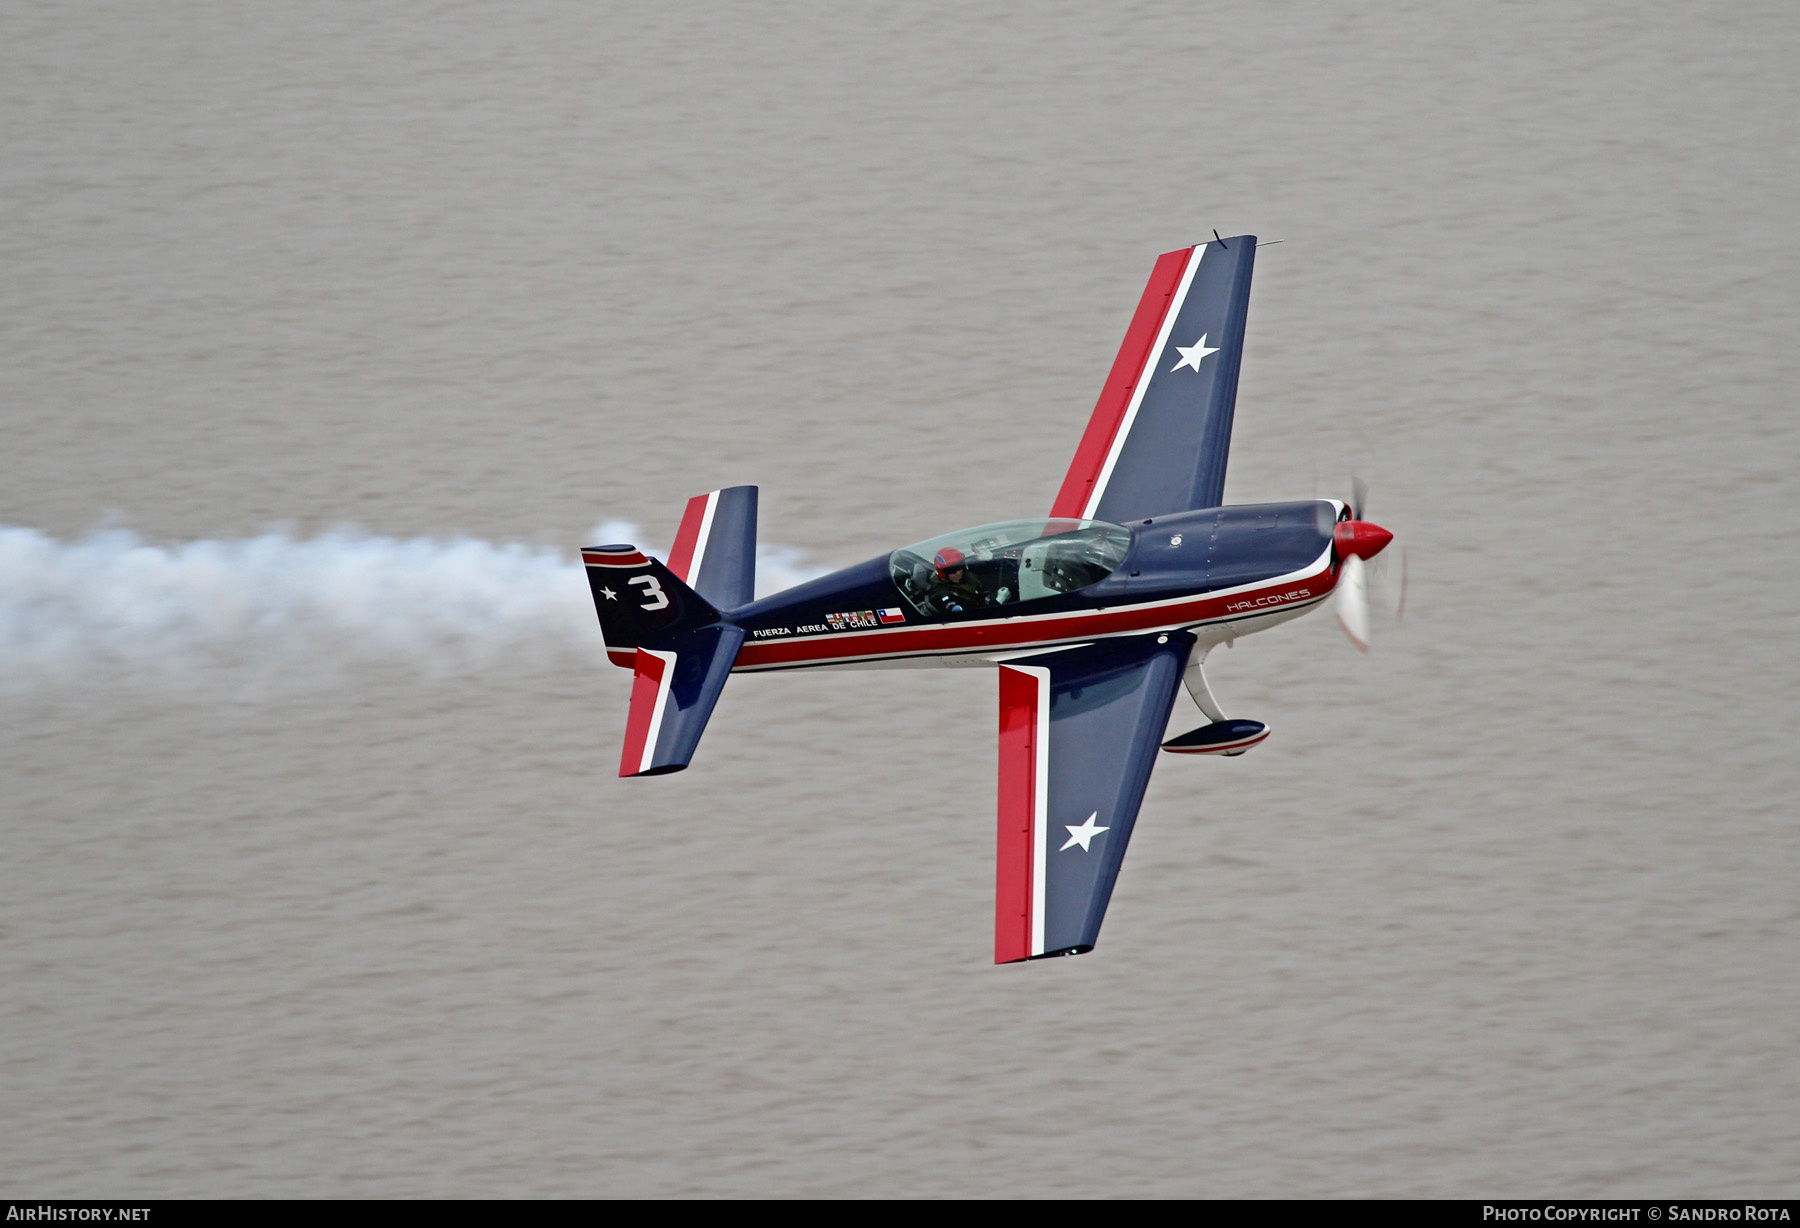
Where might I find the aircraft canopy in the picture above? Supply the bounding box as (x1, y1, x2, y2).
(890, 518, 1130, 616)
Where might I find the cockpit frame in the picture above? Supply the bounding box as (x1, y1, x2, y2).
(888, 518, 1132, 617)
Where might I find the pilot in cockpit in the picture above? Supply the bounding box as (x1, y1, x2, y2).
(930, 547, 990, 614)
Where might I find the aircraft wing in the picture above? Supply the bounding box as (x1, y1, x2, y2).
(994, 633, 1192, 962)
(1051, 237, 1257, 523)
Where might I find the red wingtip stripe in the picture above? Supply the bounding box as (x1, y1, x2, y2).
(619, 649, 671, 777)
(1050, 248, 1193, 519)
(666, 492, 713, 584)
(995, 666, 1040, 964)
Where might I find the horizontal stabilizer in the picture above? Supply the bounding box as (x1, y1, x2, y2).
(667, 486, 757, 610)
(621, 623, 745, 777)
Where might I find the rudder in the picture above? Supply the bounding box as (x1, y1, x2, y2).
(582, 546, 721, 668)
(585, 485, 757, 775)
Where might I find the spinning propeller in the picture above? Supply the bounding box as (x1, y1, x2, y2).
(1333, 480, 1402, 652)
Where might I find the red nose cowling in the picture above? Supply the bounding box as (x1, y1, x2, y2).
(1333, 520, 1393, 561)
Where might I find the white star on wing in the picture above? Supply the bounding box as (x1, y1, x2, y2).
(600, 586, 618, 601)
(1060, 812, 1110, 852)
(1169, 333, 1218, 373)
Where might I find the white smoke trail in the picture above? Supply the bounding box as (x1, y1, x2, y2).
(0, 522, 831, 693)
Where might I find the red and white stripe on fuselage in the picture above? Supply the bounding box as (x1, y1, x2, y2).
(731, 542, 1336, 673)
(995, 663, 1052, 962)
(1050, 244, 1205, 521)
(619, 647, 676, 777)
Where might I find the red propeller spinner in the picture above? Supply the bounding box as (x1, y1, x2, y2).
(1333, 494, 1400, 651)
(1333, 519, 1393, 562)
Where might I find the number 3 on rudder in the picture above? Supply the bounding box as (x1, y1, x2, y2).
(630, 574, 669, 611)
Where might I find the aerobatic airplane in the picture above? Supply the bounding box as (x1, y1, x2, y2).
(584, 235, 1394, 963)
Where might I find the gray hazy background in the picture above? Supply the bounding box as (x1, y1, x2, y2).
(3, 1, 1797, 1198)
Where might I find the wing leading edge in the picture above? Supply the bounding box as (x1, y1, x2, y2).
(1051, 237, 1257, 523)
(995, 633, 1192, 962)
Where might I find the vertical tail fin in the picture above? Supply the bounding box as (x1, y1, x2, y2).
(582, 547, 721, 668)
(587, 485, 758, 774)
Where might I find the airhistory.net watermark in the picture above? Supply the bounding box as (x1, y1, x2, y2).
(6, 1210, 150, 1222)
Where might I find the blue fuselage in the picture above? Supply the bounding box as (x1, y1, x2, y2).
(729, 500, 1342, 672)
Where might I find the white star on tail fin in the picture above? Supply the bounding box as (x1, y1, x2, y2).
(1060, 813, 1110, 852)
(1169, 333, 1218, 373)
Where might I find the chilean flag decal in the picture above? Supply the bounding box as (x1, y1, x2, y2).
(878, 607, 905, 625)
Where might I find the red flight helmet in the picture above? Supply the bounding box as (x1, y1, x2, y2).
(933, 546, 966, 577)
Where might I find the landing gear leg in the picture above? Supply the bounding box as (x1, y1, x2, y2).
(1163, 645, 1270, 756)
(1183, 648, 1228, 723)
